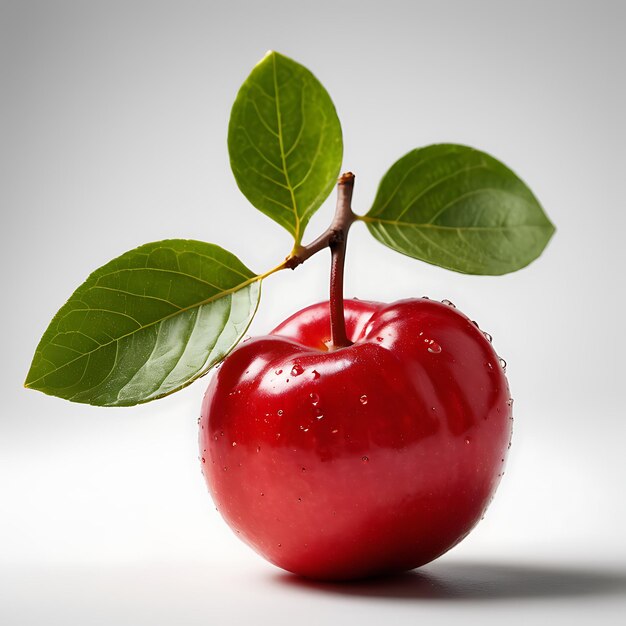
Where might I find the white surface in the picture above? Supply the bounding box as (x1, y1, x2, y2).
(1, 0, 625, 623)
(3, 556, 626, 625)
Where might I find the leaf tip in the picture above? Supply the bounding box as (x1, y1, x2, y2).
(259, 49, 278, 65)
(23, 367, 35, 390)
(549, 220, 557, 237)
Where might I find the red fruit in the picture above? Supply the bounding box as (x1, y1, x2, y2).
(199, 298, 512, 580)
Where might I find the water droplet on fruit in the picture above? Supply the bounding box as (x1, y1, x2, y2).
(465, 438, 471, 445)
(422, 296, 430, 300)
(427, 341, 442, 354)
(197, 417, 201, 425)
(362, 456, 369, 463)
(201, 457, 206, 463)
(487, 362, 494, 370)
(376, 336, 383, 342)
(472, 320, 480, 328)
(278, 543, 282, 548)
(301, 467, 306, 472)
(312, 370, 320, 379)
(507, 398, 514, 407)
(223, 466, 228, 472)
(359, 394, 368, 405)
(277, 409, 284, 416)
(316, 414, 324, 420)
(256, 445, 261, 453)
(232, 442, 237, 447)
(260, 492, 264, 496)
(291, 363, 304, 376)
(483, 331, 493, 343)
(499, 357, 507, 372)
(213, 435, 218, 441)
(275, 368, 283, 375)
(309, 392, 319, 406)
(297, 497, 302, 502)
(442, 299, 456, 308)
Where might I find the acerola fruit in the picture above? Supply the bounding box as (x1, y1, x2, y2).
(199, 298, 512, 580)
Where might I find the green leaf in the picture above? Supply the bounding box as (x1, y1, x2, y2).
(25, 240, 261, 406)
(228, 51, 343, 245)
(363, 144, 555, 275)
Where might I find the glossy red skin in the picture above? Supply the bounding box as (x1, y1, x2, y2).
(199, 298, 512, 581)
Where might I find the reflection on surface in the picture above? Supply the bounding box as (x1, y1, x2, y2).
(276, 560, 626, 601)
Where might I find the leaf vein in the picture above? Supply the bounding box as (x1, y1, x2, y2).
(237, 126, 285, 174)
(26, 278, 261, 388)
(90, 285, 183, 310)
(397, 163, 488, 221)
(248, 98, 279, 137)
(372, 147, 459, 215)
(272, 53, 300, 241)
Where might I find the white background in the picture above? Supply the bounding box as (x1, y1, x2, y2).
(2, 1, 625, 623)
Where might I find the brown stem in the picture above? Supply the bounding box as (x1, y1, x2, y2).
(328, 231, 350, 348)
(328, 174, 354, 348)
(285, 172, 356, 349)
(284, 172, 356, 270)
